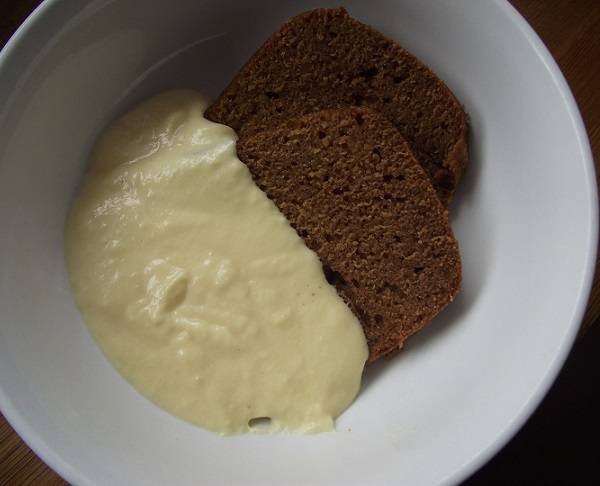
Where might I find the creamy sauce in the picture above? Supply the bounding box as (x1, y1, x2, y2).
(65, 89, 368, 434)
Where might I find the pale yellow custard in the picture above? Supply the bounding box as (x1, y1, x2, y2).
(65, 89, 368, 434)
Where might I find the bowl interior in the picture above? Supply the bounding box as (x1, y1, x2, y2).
(0, 0, 597, 485)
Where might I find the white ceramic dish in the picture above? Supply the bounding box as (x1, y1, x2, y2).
(0, 0, 597, 485)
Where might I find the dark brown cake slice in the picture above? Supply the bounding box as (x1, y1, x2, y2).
(236, 108, 461, 364)
(205, 7, 469, 204)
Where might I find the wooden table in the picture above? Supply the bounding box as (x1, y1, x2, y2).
(1, 1, 599, 484)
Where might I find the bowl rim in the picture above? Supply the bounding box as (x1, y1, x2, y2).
(0, 0, 598, 485)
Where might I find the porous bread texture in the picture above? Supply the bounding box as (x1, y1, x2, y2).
(236, 108, 462, 364)
(205, 7, 469, 204)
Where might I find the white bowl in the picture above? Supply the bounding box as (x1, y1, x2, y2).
(0, 0, 597, 484)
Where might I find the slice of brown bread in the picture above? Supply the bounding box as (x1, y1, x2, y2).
(205, 7, 469, 204)
(236, 108, 461, 364)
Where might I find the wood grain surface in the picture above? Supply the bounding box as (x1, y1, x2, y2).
(1, 0, 599, 484)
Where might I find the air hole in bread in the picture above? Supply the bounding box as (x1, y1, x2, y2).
(248, 417, 271, 429)
(265, 91, 279, 99)
(356, 307, 371, 326)
(323, 265, 344, 287)
(360, 67, 378, 81)
(353, 93, 363, 106)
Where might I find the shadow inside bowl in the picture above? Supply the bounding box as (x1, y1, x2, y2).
(359, 109, 489, 394)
